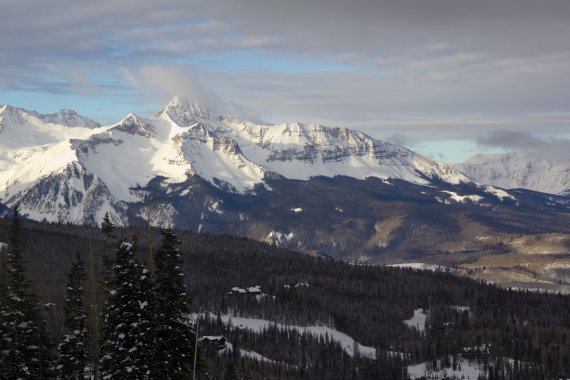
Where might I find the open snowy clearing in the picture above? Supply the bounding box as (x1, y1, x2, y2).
(408, 358, 484, 379)
(403, 308, 427, 332)
(192, 313, 376, 359)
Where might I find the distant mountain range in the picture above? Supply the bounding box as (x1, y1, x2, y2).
(1, 97, 570, 290)
(456, 151, 570, 196)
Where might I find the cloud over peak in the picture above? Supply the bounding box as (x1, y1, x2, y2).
(477, 130, 570, 162)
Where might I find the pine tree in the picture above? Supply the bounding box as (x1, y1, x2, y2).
(100, 212, 115, 236)
(0, 206, 52, 378)
(100, 239, 154, 379)
(56, 252, 89, 379)
(153, 227, 202, 379)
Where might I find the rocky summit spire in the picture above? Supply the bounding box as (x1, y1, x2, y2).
(156, 95, 215, 125)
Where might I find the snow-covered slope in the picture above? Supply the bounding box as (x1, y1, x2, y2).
(0, 97, 481, 224)
(156, 96, 470, 187)
(0, 105, 121, 223)
(0, 105, 103, 149)
(457, 152, 570, 195)
(193, 313, 376, 359)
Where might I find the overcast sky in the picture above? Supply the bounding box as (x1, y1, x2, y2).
(1, 0, 570, 162)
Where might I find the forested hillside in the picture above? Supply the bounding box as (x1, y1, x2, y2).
(1, 217, 570, 379)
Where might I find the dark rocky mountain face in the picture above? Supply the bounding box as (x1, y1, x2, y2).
(120, 173, 570, 292)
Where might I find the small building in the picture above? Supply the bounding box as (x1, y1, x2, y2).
(228, 285, 262, 295)
(462, 344, 491, 360)
(200, 336, 227, 350)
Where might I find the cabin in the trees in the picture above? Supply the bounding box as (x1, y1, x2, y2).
(201, 336, 227, 350)
(462, 344, 492, 360)
(228, 285, 262, 296)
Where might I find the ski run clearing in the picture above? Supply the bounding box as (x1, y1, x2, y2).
(192, 313, 376, 359)
(407, 358, 484, 379)
(403, 308, 427, 332)
(388, 262, 441, 271)
(202, 336, 276, 364)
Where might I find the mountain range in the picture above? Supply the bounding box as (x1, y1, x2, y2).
(1, 97, 570, 291)
(457, 151, 570, 196)
(0, 96, 480, 225)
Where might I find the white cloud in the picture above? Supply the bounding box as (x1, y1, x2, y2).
(477, 130, 570, 162)
(118, 65, 223, 113)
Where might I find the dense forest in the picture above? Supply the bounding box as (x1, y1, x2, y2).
(1, 213, 570, 379)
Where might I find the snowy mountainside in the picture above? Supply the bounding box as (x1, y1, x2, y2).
(0, 105, 120, 223)
(3, 99, 570, 285)
(222, 118, 463, 185)
(457, 151, 570, 195)
(157, 96, 471, 187)
(0, 104, 104, 150)
(0, 97, 482, 224)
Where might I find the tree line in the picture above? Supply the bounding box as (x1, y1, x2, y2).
(1, 210, 570, 378)
(0, 209, 201, 379)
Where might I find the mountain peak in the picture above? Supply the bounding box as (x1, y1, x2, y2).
(157, 95, 215, 125)
(111, 113, 156, 138)
(0, 104, 19, 114)
(457, 151, 570, 195)
(0, 105, 101, 129)
(0, 104, 27, 126)
(43, 108, 101, 129)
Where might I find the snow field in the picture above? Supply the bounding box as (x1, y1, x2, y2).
(408, 358, 484, 379)
(192, 313, 376, 359)
(403, 308, 427, 332)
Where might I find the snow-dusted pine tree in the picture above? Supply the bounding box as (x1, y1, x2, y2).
(152, 227, 202, 379)
(56, 252, 89, 379)
(100, 212, 115, 236)
(0, 206, 52, 378)
(100, 239, 154, 379)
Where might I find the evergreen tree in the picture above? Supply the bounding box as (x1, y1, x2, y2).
(153, 227, 202, 379)
(56, 252, 89, 379)
(100, 239, 154, 379)
(100, 212, 115, 236)
(0, 206, 52, 378)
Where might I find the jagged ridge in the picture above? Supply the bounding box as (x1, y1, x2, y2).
(0, 97, 494, 225)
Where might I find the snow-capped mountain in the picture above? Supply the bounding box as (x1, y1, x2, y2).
(0, 105, 117, 224)
(0, 97, 479, 224)
(5, 97, 570, 270)
(154, 96, 471, 188)
(457, 152, 570, 196)
(41, 108, 102, 129)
